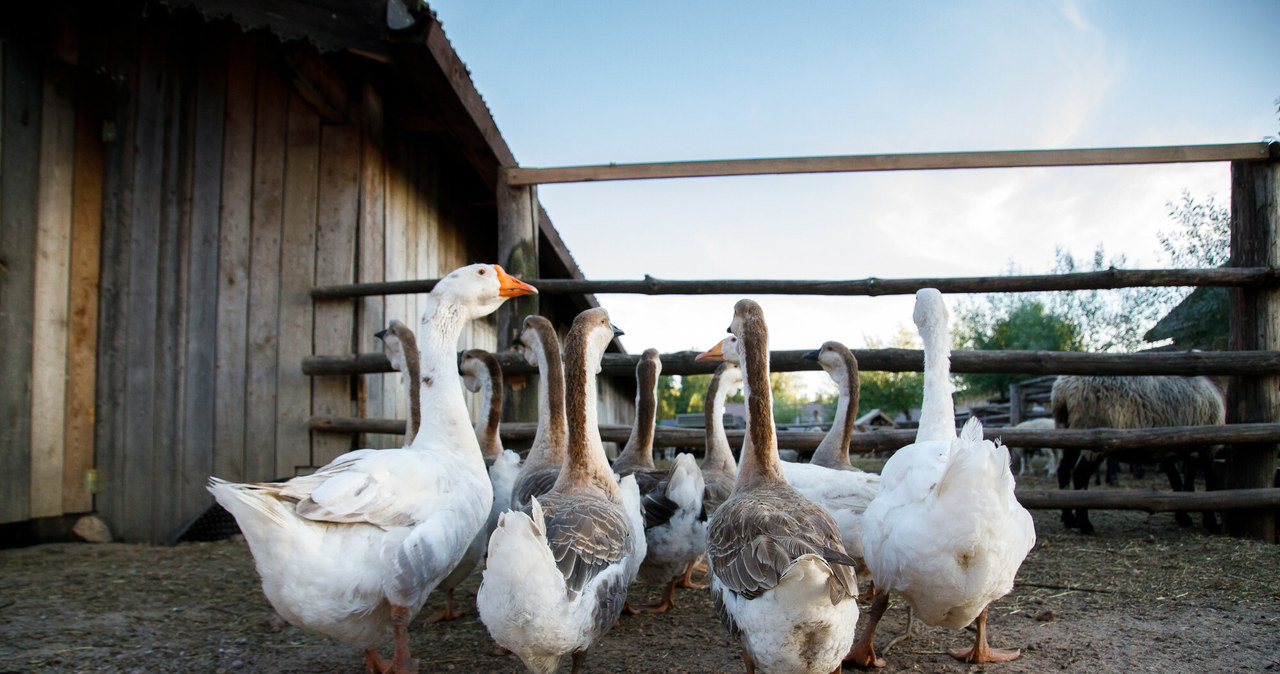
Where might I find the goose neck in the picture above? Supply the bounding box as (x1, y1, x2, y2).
(410, 300, 475, 452)
(811, 368, 856, 469)
(527, 341, 567, 468)
(916, 317, 956, 444)
(475, 370, 503, 458)
(702, 367, 738, 473)
(734, 326, 784, 491)
(557, 333, 619, 500)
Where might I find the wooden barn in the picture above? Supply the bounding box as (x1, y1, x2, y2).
(0, 0, 635, 544)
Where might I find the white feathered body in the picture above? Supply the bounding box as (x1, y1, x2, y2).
(780, 461, 880, 563)
(478, 476, 645, 674)
(861, 418, 1034, 629)
(437, 449, 522, 594)
(711, 554, 860, 674)
(637, 453, 707, 585)
(208, 443, 492, 649)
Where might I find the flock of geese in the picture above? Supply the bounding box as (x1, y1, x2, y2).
(208, 263, 1037, 674)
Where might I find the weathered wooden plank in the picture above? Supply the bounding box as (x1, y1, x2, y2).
(30, 59, 77, 518)
(150, 28, 193, 543)
(303, 348, 1280, 379)
(1225, 158, 1280, 542)
(119, 28, 166, 542)
(0, 40, 42, 524)
(1014, 487, 1280, 513)
(311, 267, 1280, 301)
(244, 58, 287, 481)
(93, 17, 140, 538)
(213, 31, 256, 482)
(505, 142, 1277, 186)
(356, 83, 387, 448)
(274, 91, 320, 477)
(380, 125, 409, 442)
(310, 418, 1280, 453)
(310, 122, 360, 467)
(180, 24, 226, 518)
(63, 65, 105, 515)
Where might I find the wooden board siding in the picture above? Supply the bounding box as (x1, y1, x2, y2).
(274, 91, 320, 477)
(0, 40, 42, 524)
(244, 60, 287, 481)
(9, 7, 519, 539)
(311, 122, 360, 467)
(356, 84, 388, 449)
(178, 24, 226, 525)
(213, 30, 255, 483)
(64, 72, 105, 515)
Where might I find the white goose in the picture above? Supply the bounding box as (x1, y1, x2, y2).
(208, 263, 536, 674)
(425, 349, 521, 622)
(677, 357, 744, 590)
(478, 308, 646, 674)
(698, 300, 859, 674)
(849, 289, 1036, 667)
(778, 341, 881, 583)
(611, 348, 706, 614)
(509, 315, 567, 507)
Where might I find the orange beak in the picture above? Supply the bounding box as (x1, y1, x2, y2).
(494, 265, 538, 298)
(695, 341, 724, 362)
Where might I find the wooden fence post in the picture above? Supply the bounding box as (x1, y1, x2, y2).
(1226, 146, 1280, 542)
(497, 170, 540, 423)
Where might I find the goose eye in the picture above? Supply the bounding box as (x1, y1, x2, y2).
(478, 268, 487, 276)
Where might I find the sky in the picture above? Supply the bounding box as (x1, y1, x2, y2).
(426, 0, 1280, 383)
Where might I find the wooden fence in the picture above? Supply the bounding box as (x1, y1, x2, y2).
(306, 141, 1280, 541)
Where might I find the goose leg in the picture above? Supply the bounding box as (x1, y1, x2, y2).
(423, 588, 463, 622)
(881, 603, 914, 655)
(629, 578, 678, 613)
(947, 606, 1020, 663)
(742, 646, 757, 674)
(677, 556, 709, 589)
(845, 587, 889, 668)
(364, 649, 389, 674)
(570, 650, 587, 674)
(388, 605, 419, 673)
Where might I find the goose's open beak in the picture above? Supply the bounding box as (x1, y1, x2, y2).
(495, 265, 538, 298)
(695, 341, 724, 362)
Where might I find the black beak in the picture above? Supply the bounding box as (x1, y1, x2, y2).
(802, 349, 820, 361)
(611, 324, 625, 338)
(374, 329, 388, 340)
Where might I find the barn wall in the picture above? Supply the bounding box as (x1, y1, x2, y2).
(1, 5, 500, 542)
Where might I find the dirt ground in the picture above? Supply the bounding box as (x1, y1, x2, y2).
(2, 471, 1278, 673)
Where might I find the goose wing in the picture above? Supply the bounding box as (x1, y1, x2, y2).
(531, 493, 633, 596)
(267, 448, 448, 528)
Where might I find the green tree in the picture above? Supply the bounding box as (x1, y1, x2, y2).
(956, 299, 1081, 396)
(858, 327, 925, 421)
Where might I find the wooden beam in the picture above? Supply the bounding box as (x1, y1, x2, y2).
(1225, 156, 1280, 542)
(310, 267, 1280, 300)
(1014, 487, 1280, 513)
(496, 172, 539, 424)
(30, 59, 77, 518)
(302, 348, 1280, 378)
(0, 39, 42, 524)
(309, 416, 1280, 453)
(506, 142, 1277, 186)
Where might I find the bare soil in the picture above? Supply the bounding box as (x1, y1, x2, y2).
(2, 472, 1278, 673)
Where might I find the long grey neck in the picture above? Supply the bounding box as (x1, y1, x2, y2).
(702, 364, 739, 474)
(734, 326, 785, 492)
(613, 365, 658, 474)
(474, 369, 503, 458)
(526, 338, 567, 470)
(556, 334, 619, 500)
(811, 366, 855, 469)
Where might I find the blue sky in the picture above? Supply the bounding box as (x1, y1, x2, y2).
(427, 1, 1280, 365)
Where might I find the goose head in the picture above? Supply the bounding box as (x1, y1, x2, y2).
(460, 349, 501, 395)
(913, 287, 948, 337)
(518, 314, 559, 367)
(694, 333, 741, 365)
(430, 263, 537, 321)
(804, 340, 856, 389)
(376, 320, 418, 375)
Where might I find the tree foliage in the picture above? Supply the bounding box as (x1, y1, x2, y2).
(857, 327, 925, 420)
(955, 299, 1080, 396)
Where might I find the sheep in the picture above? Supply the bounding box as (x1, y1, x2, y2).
(1008, 417, 1060, 476)
(1051, 375, 1225, 534)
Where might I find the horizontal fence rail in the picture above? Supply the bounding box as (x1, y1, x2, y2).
(308, 417, 1280, 452)
(302, 348, 1280, 378)
(504, 142, 1278, 186)
(1013, 487, 1280, 512)
(310, 267, 1280, 300)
